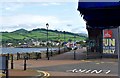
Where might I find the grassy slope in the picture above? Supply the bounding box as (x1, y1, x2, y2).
(1, 29, 87, 41)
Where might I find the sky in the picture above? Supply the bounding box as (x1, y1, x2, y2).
(0, 0, 87, 34)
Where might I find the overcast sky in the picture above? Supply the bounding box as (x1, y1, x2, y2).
(0, 0, 87, 34)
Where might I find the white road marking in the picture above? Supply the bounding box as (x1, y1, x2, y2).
(66, 69, 111, 74)
(85, 70, 91, 73)
(91, 70, 102, 74)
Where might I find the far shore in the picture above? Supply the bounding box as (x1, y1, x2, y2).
(0, 46, 63, 48)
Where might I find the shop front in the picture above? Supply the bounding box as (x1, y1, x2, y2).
(77, 1, 120, 58)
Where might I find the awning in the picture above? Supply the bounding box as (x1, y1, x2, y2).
(78, 1, 120, 29)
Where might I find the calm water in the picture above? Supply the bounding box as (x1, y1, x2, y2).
(0, 47, 57, 54)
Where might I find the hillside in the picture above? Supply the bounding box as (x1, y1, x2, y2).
(1, 28, 87, 44)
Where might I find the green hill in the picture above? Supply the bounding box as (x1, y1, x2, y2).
(13, 28, 28, 34)
(1, 28, 87, 44)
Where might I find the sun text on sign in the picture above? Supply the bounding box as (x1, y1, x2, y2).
(103, 39, 115, 54)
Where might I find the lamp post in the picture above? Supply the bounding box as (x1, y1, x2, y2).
(58, 31, 60, 54)
(74, 35, 76, 60)
(64, 31, 65, 52)
(51, 40, 53, 56)
(46, 23, 49, 60)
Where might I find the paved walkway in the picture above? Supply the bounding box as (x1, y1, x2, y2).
(48, 47, 87, 60)
(1, 69, 40, 78)
(7, 48, 118, 78)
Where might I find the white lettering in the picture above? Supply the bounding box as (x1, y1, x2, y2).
(91, 70, 103, 74)
(79, 69, 86, 73)
(66, 69, 111, 74)
(85, 70, 91, 73)
(104, 70, 111, 74)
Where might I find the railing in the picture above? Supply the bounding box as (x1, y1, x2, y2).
(1, 47, 70, 60)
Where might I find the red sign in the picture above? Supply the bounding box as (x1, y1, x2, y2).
(104, 30, 112, 38)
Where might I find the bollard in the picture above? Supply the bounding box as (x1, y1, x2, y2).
(38, 53, 40, 59)
(7, 53, 9, 60)
(39, 53, 41, 59)
(64, 47, 65, 52)
(18, 52, 20, 60)
(6, 56, 9, 78)
(26, 53, 29, 60)
(28, 53, 30, 59)
(86, 50, 88, 59)
(19, 53, 21, 59)
(51, 50, 53, 56)
(35, 52, 38, 60)
(58, 47, 60, 54)
(24, 56, 27, 70)
(74, 50, 76, 60)
(17, 52, 19, 60)
(11, 54, 13, 69)
(46, 52, 47, 58)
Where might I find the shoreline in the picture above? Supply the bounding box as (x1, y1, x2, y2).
(0, 47, 70, 60)
(1, 46, 63, 48)
(0, 47, 65, 54)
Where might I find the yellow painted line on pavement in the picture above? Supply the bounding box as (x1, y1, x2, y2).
(95, 61, 115, 65)
(83, 60, 116, 64)
(101, 62, 105, 63)
(81, 60, 85, 61)
(86, 61, 92, 62)
(45, 71, 50, 77)
(81, 60, 91, 62)
(0, 73, 6, 76)
(107, 62, 115, 63)
(37, 70, 50, 77)
(96, 63, 100, 64)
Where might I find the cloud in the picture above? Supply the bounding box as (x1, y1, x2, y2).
(0, 2, 61, 13)
(41, 3, 49, 6)
(0, 1, 87, 33)
(0, 14, 75, 31)
(1, 2, 24, 11)
(0, 14, 87, 33)
(50, 2, 61, 5)
(40, 2, 61, 6)
(1, 14, 59, 25)
(4, 0, 119, 2)
(0, 0, 78, 2)
(5, 7, 11, 10)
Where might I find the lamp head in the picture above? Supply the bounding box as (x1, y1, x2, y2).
(46, 23, 49, 28)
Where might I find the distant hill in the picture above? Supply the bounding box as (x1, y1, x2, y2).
(1, 28, 87, 43)
(13, 29, 28, 34)
(77, 33, 88, 37)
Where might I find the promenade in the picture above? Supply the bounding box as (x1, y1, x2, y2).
(5, 48, 118, 78)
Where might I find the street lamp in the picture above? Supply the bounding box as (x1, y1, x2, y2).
(50, 40, 53, 56)
(74, 35, 76, 60)
(64, 31, 65, 52)
(58, 31, 60, 54)
(46, 23, 49, 60)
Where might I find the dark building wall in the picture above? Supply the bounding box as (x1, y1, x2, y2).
(87, 28, 103, 53)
